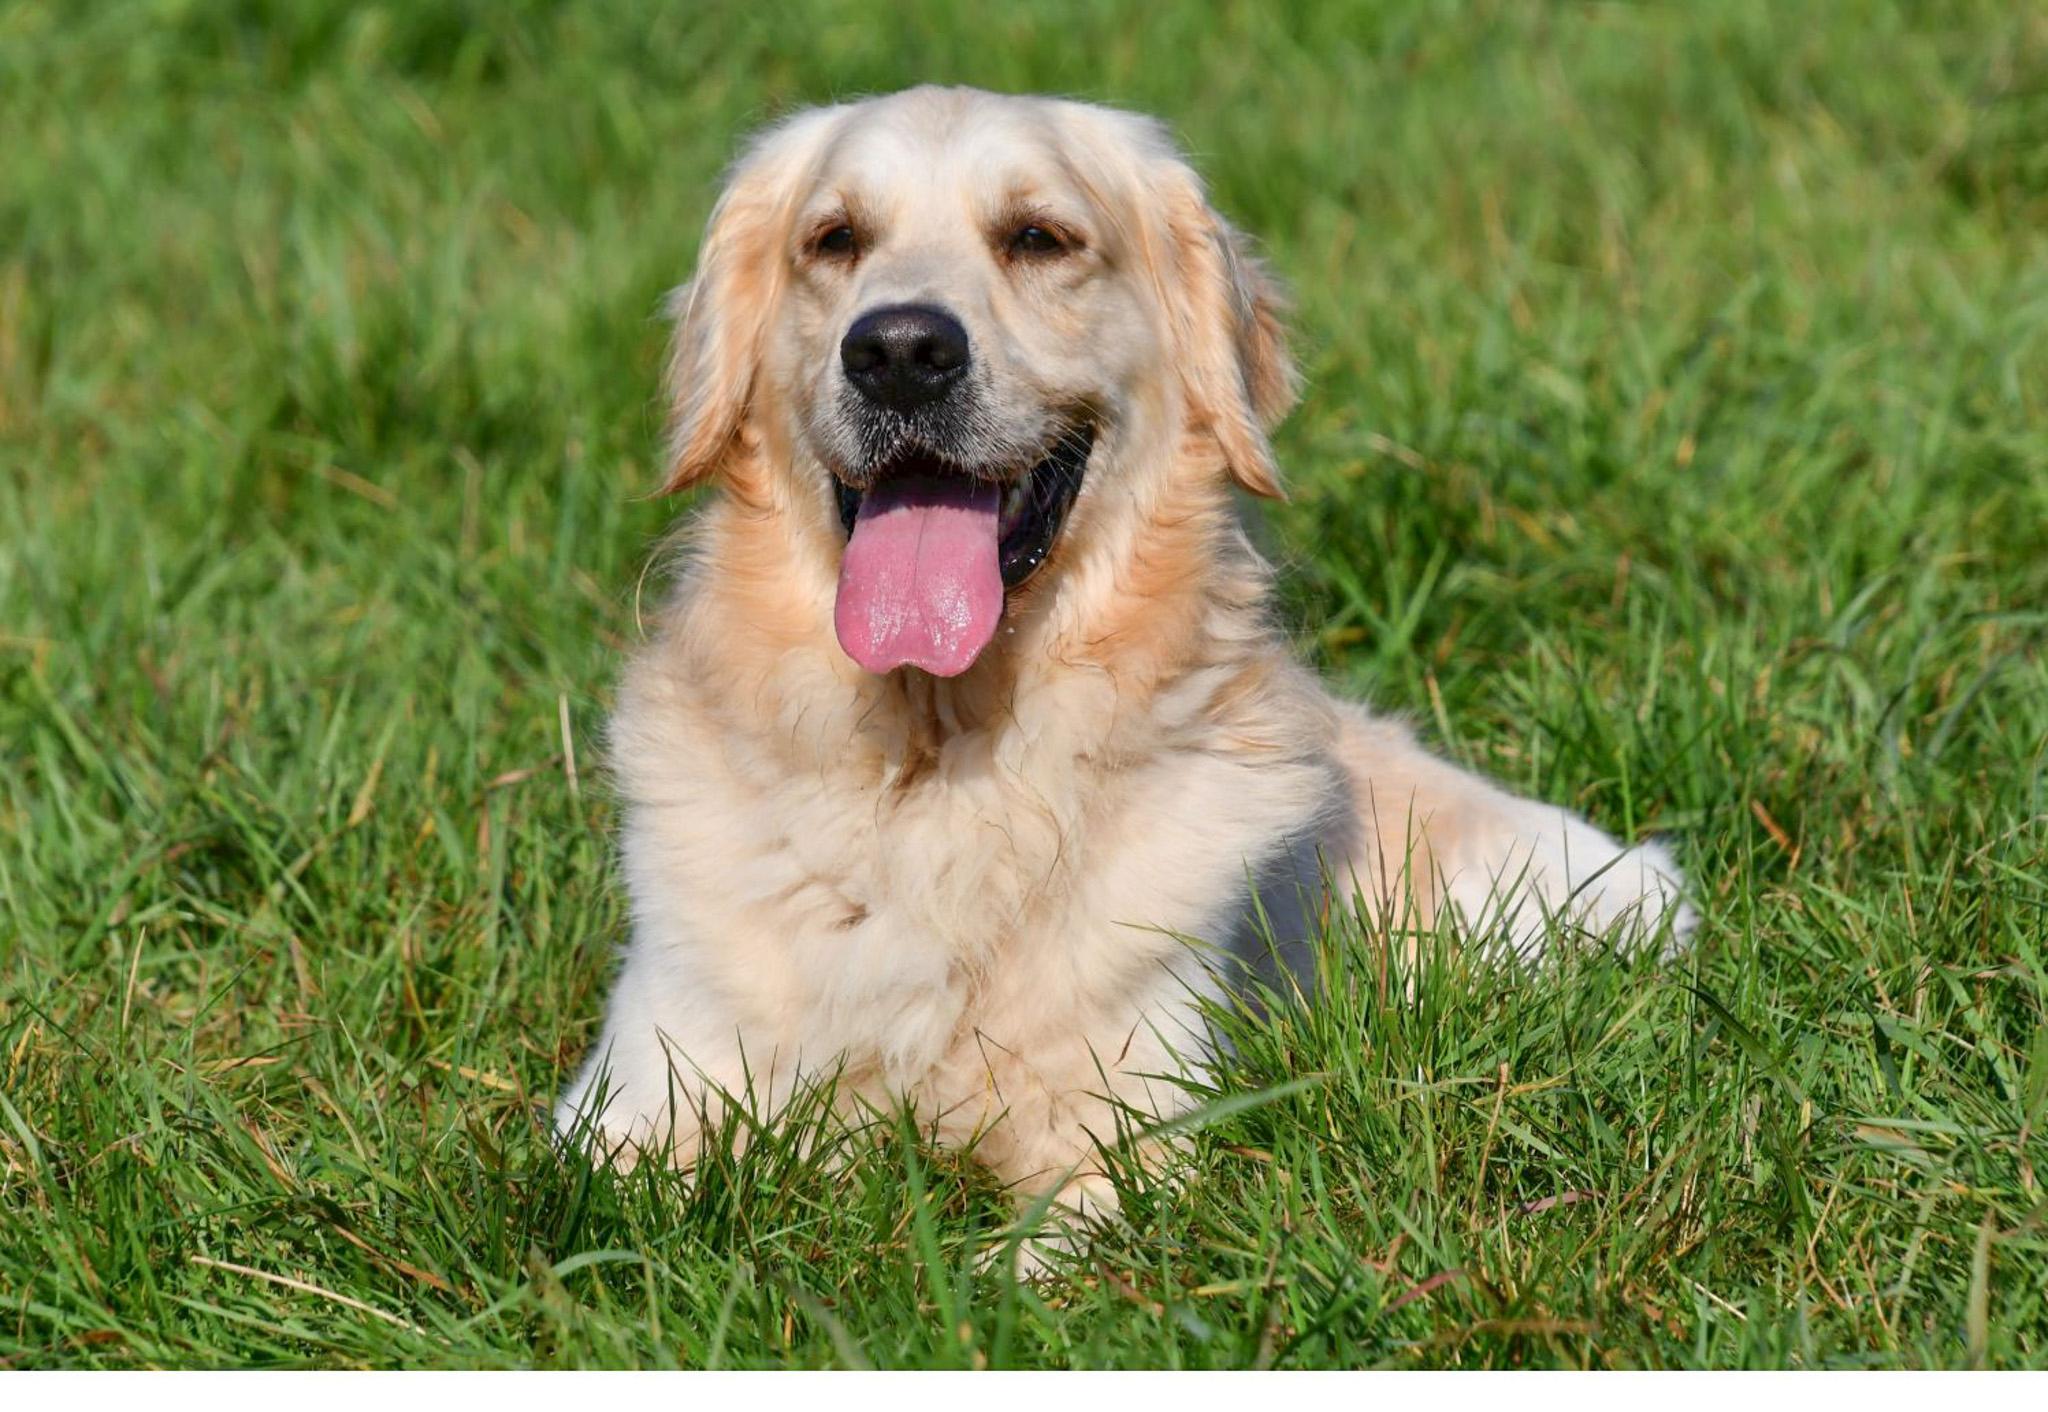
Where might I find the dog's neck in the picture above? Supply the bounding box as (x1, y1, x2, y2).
(659, 431, 1285, 780)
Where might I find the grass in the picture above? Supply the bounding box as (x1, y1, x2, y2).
(4, 0, 2047, 1370)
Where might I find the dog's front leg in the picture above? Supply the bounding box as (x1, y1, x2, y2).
(947, 1017, 1198, 1279)
(552, 946, 795, 1171)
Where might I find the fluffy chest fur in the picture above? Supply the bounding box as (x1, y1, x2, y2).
(608, 561, 1336, 1101)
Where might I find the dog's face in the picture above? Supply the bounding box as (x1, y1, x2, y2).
(660, 88, 1297, 677)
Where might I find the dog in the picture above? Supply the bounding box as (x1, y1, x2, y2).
(555, 86, 1695, 1250)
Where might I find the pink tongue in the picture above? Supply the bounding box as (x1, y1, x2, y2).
(834, 476, 1003, 676)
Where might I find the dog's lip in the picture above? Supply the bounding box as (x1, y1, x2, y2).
(831, 425, 1094, 592)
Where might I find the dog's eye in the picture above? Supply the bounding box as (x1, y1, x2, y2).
(1008, 224, 1067, 258)
(814, 224, 859, 259)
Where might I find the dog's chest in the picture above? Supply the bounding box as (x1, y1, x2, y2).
(705, 738, 1320, 1076)
(779, 736, 1079, 972)
(616, 651, 1337, 1089)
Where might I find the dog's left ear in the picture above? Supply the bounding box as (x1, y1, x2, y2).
(1158, 169, 1300, 499)
(660, 109, 837, 494)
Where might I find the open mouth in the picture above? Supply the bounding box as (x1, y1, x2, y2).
(834, 424, 1093, 589)
(831, 424, 1094, 677)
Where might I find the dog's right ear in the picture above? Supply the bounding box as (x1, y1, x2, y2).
(1155, 169, 1299, 500)
(1071, 105, 1299, 499)
(659, 110, 836, 494)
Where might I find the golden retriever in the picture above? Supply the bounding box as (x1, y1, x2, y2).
(556, 86, 1694, 1253)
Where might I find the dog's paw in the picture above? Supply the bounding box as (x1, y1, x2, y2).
(553, 1104, 645, 1171)
(990, 1222, 1085, 1285)
(1440, 809, 1696, 963)
(987, 1173, 1120, 1284)
(551, 1072, 688, 1172)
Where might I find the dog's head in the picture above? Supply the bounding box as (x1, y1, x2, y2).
(660, 87, 1296, 678)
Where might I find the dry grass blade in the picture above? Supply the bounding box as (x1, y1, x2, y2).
(189, 1256, 427, 1336)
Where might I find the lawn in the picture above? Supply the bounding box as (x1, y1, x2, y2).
(4, 0, 2047, 1370)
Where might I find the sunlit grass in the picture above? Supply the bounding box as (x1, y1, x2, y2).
(2, 0, 2045, 1368)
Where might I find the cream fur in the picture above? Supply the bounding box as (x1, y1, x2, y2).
(556, 87, 1696, 1248)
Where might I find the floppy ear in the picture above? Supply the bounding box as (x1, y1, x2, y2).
(659, 112, 834, 494)
(1155, 167, 1300, 498)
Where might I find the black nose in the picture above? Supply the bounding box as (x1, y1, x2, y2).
(840, 305, 970, 412)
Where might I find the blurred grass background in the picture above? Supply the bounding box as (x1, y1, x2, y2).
(3, 0, 2046, 1368)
